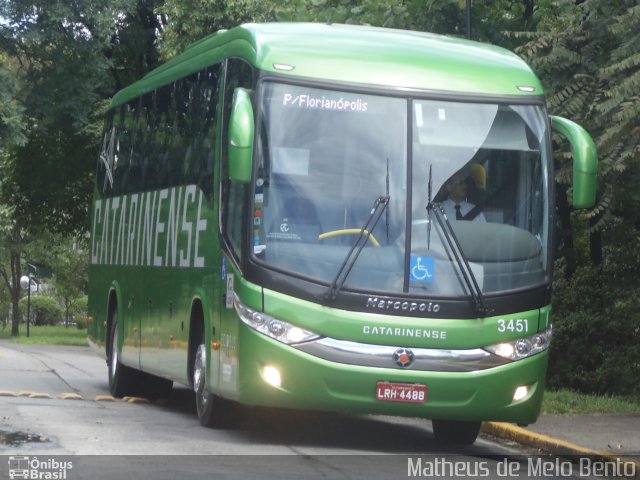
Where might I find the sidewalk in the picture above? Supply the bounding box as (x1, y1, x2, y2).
(483, 414, 640, 474)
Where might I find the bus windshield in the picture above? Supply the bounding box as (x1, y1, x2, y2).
(253, 81, 551, 298)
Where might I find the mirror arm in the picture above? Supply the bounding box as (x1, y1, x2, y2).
(550, 115, 598, 209)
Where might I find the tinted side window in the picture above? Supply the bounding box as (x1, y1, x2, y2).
(95, 65, 221, 198)
(96, 112, 115, 197)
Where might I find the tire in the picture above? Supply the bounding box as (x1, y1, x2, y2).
(432, 419, 481, 445)
(193, 336, 230, 427)
(107, 313, 139, 398)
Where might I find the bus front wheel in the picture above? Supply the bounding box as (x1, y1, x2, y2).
(431, 419, 481, 445)
(193, 338, 222, 427)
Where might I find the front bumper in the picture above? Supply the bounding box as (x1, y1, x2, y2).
(232, 323, 547, 424)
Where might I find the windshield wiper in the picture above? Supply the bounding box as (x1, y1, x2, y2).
(426, 201, 491, 317)
(325, 195, 390, 300)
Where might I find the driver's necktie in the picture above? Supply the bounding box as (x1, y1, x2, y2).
(455, 204, 463, 220)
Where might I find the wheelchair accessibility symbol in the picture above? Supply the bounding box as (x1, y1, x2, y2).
(410, 256, 435, 283)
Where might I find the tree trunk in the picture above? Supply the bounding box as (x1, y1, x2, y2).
(10, 249, 21, 337)
(10, 287, 20, 337)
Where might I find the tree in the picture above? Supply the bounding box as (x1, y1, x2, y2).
(513, 0, 640, 268)
(0, 56, 25, 149)
(0, 0, 166, 336)
(0, 206, 26, 337)
(0, 0, 166, 235)
(0, 54, 27, 338)
(510, 0, 640, 395)
(108, 0, 168, 90)
(49, 236, 89, 327)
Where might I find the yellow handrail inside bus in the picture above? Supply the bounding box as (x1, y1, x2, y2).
(318, 229, 380, 247)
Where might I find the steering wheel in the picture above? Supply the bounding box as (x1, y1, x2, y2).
(318, 229, 381, 247)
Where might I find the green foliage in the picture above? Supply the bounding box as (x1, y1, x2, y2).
(48, 236, 89, 304)
(0, 1, 116, 137)
(510, 0, 640, 397)
(0, 0, 111, 234)
(0, 0, 166, 234)
(0, 61, 26, 149)
(549, 245, 640, 397)
(0, 1, 164, 337)
(75, 317, 88, 330)
(274, 0, 411, 27)
(70, 296, 88, 329)
(543, 388, 640, 414)
(5, 128, 97, 234)
(514, 1, 640, 239)
(18, 294, 64, 326)
(108, 1, 167, 90)
(0, 324, 87, 346)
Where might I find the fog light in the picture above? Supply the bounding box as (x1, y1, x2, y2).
(513, 385, 529, 402)
(263, 366, 281, 388)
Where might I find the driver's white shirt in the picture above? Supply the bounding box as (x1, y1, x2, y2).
(441, 199, 486, 222)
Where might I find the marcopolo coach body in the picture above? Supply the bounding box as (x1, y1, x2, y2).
(88, 23, 597, 445)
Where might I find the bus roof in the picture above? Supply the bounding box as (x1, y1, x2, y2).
(111, 22, 544, 107)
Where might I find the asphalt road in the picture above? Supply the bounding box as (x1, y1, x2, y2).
(0, 341, 593, 480)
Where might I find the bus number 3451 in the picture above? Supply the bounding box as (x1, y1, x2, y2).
(497, 319, 529, 333)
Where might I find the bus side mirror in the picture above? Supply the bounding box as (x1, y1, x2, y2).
(228, 88, 254, 183)
(550, 115, 598, 208)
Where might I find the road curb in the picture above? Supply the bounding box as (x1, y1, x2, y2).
(482, 422, 640, 478)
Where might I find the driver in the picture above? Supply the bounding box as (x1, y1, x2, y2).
(441, 168, 486, 222)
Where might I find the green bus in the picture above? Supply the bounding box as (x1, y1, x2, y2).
(88, 23, 597, 445)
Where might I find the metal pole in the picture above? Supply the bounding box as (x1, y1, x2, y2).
(466, 0, 472, 40)
(26, 275, 31, 338)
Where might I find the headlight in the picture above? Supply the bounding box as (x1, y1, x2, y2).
(484, 324, 553, 361)
(233, 294, 322, 345)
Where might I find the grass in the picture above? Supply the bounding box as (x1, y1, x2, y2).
(542, 389, 640, 415)
(0, 324, 87, 346)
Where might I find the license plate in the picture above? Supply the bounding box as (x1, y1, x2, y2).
(375, 382, 427, 403)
